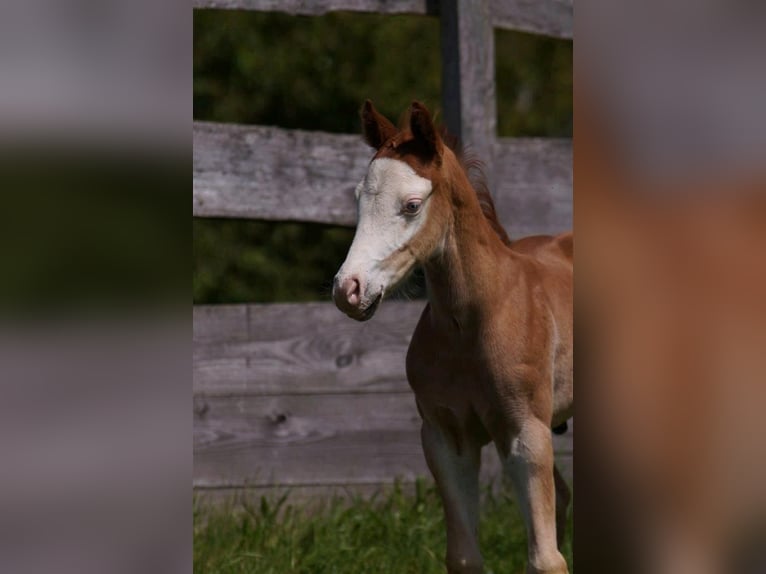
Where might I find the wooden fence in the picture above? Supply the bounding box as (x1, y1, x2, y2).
(193, 0, 572, 503)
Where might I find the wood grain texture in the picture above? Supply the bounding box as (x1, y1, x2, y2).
(194, 301, 422, 396)
(494, 137, 573, 238)
(193, 122, 367, 226)
(441, 0, 497, 184)
(193, 122, 571, 237)
(191, 0, 573, 39)
(194, 392, 423, 487)
(193, 391, 573, 488)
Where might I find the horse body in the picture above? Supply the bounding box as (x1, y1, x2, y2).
(408, 231, 574, 438)
(333, 100, 572, 574)
(407, 212, 573, 574)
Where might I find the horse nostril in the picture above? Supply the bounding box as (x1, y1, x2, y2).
(346, 277, 361, 306)
(333, 275, 364, 311)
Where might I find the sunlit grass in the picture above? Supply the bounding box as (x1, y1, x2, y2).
(194, 480, 573, 573)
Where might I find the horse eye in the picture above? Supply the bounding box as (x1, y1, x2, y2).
(403, 200, 421, 215)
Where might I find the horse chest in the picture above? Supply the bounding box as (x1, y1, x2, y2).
(406, 302, 565, 435)
(407, 322, 510, 411)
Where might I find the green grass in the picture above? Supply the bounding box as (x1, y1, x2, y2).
(194, 480, 573, 573)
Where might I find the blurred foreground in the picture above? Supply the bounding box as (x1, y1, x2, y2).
(576, 2, 766, 572)
(0, 0, 190, 572)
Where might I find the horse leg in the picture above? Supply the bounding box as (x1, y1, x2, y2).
(421, 420, 483, 574)
(553, 464, 571, 549)
(500, 418, 568, 574)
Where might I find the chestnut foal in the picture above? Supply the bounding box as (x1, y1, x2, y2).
(333, 101, 573, 574)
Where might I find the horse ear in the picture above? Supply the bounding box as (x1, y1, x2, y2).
(409, 101, 442, 159)
(361, 100, 397, 149)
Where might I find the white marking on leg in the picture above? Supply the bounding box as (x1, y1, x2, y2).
(503, 419, 568, 573)
(421, 421, 483, 573)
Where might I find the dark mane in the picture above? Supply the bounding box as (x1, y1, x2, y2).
(440, 128, 512, 246)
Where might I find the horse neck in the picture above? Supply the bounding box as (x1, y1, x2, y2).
(424, 161, 514, 326)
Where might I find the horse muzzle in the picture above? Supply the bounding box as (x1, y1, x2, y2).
(332, 275, 382, 321)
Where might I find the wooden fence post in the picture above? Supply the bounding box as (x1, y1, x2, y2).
(440, 0, 497, 190)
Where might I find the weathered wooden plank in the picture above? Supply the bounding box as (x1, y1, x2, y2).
(491, 0, 573, 39)
(191, 0, 435, 16)
(194, 301, 422, 396)
(494, 137, 572, 237)
(194, 392, 421, 487)
(191, 0, 573, 39)
(441, 0, 497, 184)
(193, 392, 573, 488)
(193, 122, 367, 226)
(193, 122, 571, 236)
(193, 304, 249, 343)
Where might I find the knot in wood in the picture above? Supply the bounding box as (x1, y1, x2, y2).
(335, 353, 354, 368)
(271, 412, 288, 425)
(193, 399, 209, 418)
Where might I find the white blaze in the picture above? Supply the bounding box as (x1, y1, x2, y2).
(338, 158, 433, 299)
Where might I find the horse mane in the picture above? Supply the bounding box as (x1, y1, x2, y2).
(439, 128, 513, 246)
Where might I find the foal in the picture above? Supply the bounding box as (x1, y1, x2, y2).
(333, 100, 573, 574)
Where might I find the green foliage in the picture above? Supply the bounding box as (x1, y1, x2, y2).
(194, 219, 353, 304)
(495, 29, 573, 137)
(194, 11, 442, 133)
(193, 11, 572, 304)
(193, 481, 573, 573)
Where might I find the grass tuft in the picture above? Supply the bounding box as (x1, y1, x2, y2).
(194, 480, 573, 573)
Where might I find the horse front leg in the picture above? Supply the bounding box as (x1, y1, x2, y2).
(500, 417, 569, 574)
(421, 420, 483, 574)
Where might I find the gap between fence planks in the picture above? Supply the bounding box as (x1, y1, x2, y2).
(193, 122, 571, 238)
(191, 0, 573, 40)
